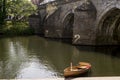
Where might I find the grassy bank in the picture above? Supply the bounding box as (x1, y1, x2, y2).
(0, 21, 34, 36)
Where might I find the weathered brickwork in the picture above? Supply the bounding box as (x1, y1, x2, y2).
(29, 0, 120, 45)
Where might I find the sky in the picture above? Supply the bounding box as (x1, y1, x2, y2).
(40, 0, 55, 5)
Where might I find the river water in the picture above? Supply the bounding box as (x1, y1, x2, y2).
(0, 36, 120, 79)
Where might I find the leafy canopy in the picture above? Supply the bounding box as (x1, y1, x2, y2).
(6, 0, 37, 21)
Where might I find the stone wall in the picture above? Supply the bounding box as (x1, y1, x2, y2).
(29, 0, 120, 45)
(91, 0, 120, 45)
(29, 14, 44, 35)
(73, 0, 97, 45)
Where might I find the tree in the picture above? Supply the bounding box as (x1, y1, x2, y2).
(6, 0, 37, 23)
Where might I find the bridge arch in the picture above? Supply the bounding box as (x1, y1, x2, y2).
(96, 7, 120, 45)
(62, 11, 74, 38)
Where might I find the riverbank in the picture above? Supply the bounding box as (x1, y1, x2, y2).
(0, 21, 34, 36)
(36, 77, 120, 80)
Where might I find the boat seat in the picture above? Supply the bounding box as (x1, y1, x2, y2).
(71, 69, 78, 71)
(77, 66, 87, 69)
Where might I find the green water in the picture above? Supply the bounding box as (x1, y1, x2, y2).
(0, 36, 120, 79)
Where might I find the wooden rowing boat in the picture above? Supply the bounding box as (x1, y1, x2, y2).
(64, 62, 91, 77)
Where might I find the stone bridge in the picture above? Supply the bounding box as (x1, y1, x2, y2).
(29, 0, 120, 45)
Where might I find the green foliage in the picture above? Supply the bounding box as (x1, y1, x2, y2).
(0, 0, 37, 36)
(6, 0, 37, 22)
(2, 21, 35, 36)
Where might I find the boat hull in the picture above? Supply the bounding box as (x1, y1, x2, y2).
(64, 62, 91, 77)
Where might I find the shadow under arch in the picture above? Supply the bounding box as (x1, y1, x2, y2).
(96, 7, 120, 45)
(62, 12, 74, 39)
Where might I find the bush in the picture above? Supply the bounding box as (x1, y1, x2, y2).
(2, 21, 35, 36)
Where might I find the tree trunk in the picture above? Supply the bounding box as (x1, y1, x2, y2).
(0, 0, 6, 26)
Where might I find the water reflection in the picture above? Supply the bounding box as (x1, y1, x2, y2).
(17, 57, 58, 78)
(0, 36, 120, 79)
